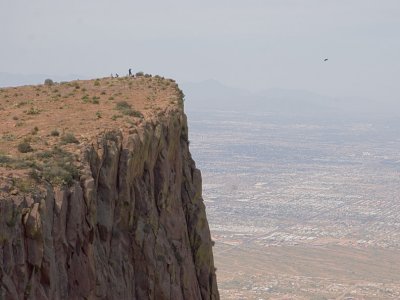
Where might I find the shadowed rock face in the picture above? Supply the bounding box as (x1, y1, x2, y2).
(0, 108, 219, 299)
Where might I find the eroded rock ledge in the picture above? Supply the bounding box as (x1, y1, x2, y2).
(0, 105, 219, 299)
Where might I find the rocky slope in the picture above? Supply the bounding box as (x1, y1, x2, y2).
(0, 76, 219, 299)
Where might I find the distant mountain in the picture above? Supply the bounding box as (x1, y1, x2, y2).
(182, 80, 339, 116)
(181, 80, 398, 120)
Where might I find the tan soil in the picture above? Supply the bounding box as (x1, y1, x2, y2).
(0, 75, 183, 189)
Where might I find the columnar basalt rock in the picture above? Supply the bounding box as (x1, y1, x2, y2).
(0, 100, 219, 299)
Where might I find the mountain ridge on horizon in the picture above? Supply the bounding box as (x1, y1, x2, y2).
(181, 79, 398, 120)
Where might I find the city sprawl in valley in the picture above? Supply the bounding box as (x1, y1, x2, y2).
(188, 110, 400, 299)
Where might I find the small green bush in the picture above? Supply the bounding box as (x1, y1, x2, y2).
(44, 79, 54, 86)
(61, 133, 79, 144)
(34, 147, 79, 185)
(2, 134, 15, 141)
(31, 127, 39, 135)
(18, 142, 33, 153)
(81, 95, 89, 102)
(111, 114, 122, 121)
(115, 101, 142, 117)
(26, 107, 40, 115)
(16, 101, 27, 108)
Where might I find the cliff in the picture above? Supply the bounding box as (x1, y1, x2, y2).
(0, 76, 219, 299)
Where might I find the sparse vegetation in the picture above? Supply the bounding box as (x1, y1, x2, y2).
(111, 114, 122, 121)
(115, 101, 143, 117)
(36, 147, 80, 186)
(0, 76, 177, 189)
(51, 130, 60, 137)
(31, 126, 39, 135)
(17, 141, 33, 153)
(44, 79, 54, 86)
(81, 94, 89, 102)
(61, 133, 79, 144)
(2, 134, 15, 141)
(16, 101, 28, 108)
(26, 107, 41, 115)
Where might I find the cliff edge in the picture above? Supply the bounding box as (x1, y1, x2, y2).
(0, 76, 219, 299)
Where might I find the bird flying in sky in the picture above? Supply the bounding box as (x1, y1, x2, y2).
(324, 58, 328, 61)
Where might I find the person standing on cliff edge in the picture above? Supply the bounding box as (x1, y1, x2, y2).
(129, 68, 132, 77)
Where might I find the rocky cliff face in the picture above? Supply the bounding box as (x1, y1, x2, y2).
(0, 78, 218, 299)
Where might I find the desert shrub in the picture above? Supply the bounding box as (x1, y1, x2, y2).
(36, 147, 80, 186)
(94, 79, 100, 86)
(135, 71, 144, 77)
(50, 130, 59, 137)
(2, 134, 15, 141)
(61, 133, 79, 144)
(111, 114, 122, 121)
(42, 163, 78, 186)
(96, 111, 102, 118)
(81, 94, 89, 102)
(16, 101, 27, 108)
(26, 107, 40, 115)
(0, 154, 12, 164)
(44, 79, 54, 86)
(92, 96, 100, 104)
(115, 101, 130, 110)
(31, 127, 39, 135)
(103, 131, 119, 143)
(12, 178, 35, 193)
(108, 96, 114, 100)
(18, 141, 33, 153)
(115, 101, 142, 117)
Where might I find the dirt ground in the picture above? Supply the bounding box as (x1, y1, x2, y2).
(0, 75, 183, 191)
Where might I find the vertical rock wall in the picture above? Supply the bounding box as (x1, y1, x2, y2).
(0, 108, 219, 299)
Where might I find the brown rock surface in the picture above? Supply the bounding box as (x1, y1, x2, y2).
(0, 76, 219, 299)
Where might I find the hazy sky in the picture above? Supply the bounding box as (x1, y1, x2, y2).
(1, 0, 399, 102)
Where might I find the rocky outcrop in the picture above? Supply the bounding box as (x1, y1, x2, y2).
(0, 106, 219, 299)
